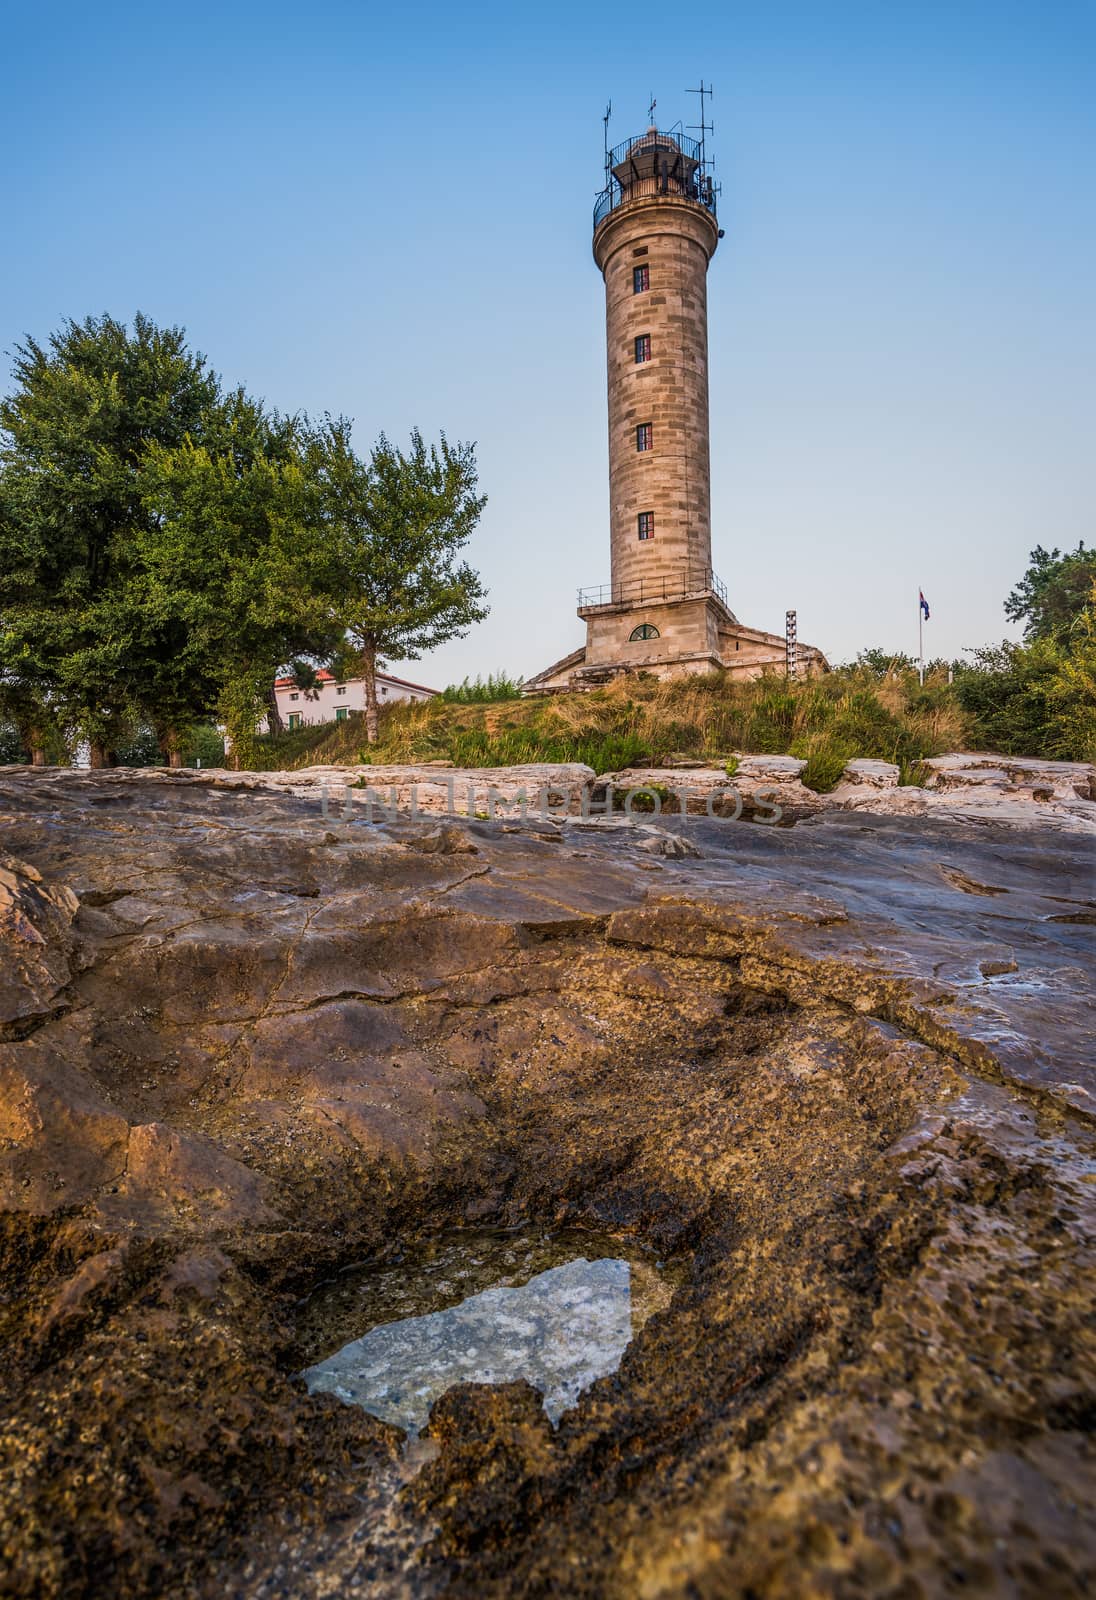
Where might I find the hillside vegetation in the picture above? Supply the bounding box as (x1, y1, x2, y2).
(252, 545, 1096, 785)
(252, 662, 969, 792)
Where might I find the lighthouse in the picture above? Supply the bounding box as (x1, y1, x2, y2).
(525, 109, 826, 691)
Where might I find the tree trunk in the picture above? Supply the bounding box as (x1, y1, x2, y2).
(31, 746, 46, 768)
(89, 742, 108, 769)
(157, 726, 184, 768)
(266, 682, 284, 738)
(363, 641, 379, 745)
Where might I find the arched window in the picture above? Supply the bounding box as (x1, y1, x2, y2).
(629, 623, 660, 642)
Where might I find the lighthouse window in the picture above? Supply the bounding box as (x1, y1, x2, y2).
(636, 423, 653, 452)
(629, 623, 660, 641)
(634, 334, 651, 364)
(633, 264, 649, 293)
(637, 512, 654, 540)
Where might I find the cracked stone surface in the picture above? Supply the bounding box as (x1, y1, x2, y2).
(0, 767, 1093, 1598)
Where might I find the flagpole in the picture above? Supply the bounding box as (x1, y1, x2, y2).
(918, 594, 924, 686)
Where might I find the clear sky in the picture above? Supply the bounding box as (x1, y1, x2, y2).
(3, 0, 1093, 684)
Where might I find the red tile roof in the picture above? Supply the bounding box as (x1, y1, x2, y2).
(380, 671, 440, 695)
(273, 669, 438, 694)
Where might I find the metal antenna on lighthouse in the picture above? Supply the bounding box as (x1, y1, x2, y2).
(603, 100, 612, 188)
(686, 80, 714, 172)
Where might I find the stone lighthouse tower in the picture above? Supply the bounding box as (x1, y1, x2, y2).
(597, 127, 720, 626)
(526, 114, 825, 691)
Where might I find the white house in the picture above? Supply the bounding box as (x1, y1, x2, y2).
(260, 669, 438, 732)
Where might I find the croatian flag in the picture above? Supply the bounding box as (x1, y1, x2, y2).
(919, 591, 930, 621)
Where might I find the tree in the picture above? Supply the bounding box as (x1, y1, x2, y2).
(854, 648, 917, 677)
(1004, 543, 1096, 642)
(285, 657, 326, 703)
(0, 314, 223, 763)
(136, 407, 343, 767)
(0, 720, 27, 764)
(1, 317, 491, 767)
(957, 568, 1096, 763)
(0, 664, 61, 766)
(310, 421, 488, 742)
(1044, 582, 1096, 761)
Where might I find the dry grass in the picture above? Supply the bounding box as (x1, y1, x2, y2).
(254, 664, 970, 790)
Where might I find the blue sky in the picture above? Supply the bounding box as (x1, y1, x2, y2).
(3, 1, 1093, 684)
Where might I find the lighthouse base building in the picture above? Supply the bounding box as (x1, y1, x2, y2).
(525, 120, 825, 694)
(524, 587, 826, 693)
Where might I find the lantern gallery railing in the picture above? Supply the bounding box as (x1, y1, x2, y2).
(577, 570, 729, 610)
(594, 127, 718, 230)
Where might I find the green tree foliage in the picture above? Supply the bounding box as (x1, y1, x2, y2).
(285, 657, 326, 700)
(1004, 543, 1096, 642)
(308, 420, 488, 742)
(0, 315, 356, 768)
(182, 722, 227, 768)
(0, 664, 62, 766)
(134, 405, 341, 765)
(0, 722, 27, 764)
(854, 647, 917, 676)
(113, 720, 226, 769)
(1, 318, 493, 767)
(0, 313, 223, 764)
(113, 724, 164, 767)
(957, 585, 1096, 762)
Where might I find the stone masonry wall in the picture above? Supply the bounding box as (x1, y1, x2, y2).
(594, 195, 719, 609)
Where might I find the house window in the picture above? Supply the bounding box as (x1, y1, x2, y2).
(636, 423, 653, 452)
(633, 264, 649, 293)
(335, 707, 348, 722)
(634, 334, 651, 363)
(380, 685, 388, 696)
(336, 685, 346, 695)
(288, 713, 301, 731)
(290, 692, 299, 701)
(637, 512, 654, 540)
(629, 623, 660, 641)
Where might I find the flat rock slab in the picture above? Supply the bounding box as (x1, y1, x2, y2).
(0, 768, 1093, 1599)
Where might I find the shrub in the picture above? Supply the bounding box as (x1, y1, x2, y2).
(798, 734, 856, 794)
(612, 781, 675, 812)
(0, 722, 28, 763)
(182, 723, 227, 767)
(898, 758, 933, 787)
(960, 619, 1096, 763)
(439, 673, 524, 703)
(115, 726, 163, 767)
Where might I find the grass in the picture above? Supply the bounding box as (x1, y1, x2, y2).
(250, 663, 970, 789)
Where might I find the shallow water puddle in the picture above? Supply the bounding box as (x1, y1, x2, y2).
(298, 1229, 674, 1434)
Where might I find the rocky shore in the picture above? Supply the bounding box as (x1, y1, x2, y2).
(1, 762, 1093, 1597)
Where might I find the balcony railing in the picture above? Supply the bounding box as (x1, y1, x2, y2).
(594, 127, 718, 231)
(578, 570, 729, 610)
